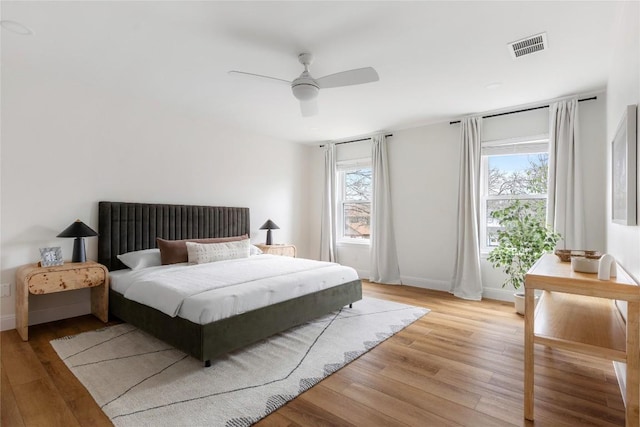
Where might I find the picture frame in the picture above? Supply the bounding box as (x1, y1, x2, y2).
(611, 104, 637, 225)
(39, 246, 64, 267)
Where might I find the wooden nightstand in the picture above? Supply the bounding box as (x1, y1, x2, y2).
(15, 261, 109, 341)
(255, 244, 297, 258)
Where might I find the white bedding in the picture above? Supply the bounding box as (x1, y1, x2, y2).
(109, 255, 359, 325)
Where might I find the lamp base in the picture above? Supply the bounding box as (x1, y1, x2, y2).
(266, 230, 272, 246)
(72, 237, 86, 263)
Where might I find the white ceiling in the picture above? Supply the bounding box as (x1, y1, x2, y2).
(1, 1, 624, 144)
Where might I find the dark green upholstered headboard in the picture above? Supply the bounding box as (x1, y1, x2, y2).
(98, 202, 250, 271)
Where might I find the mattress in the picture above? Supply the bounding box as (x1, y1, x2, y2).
(109, 254, 359, 325)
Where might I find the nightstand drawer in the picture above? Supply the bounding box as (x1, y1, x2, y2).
(27, 266, 106, 294)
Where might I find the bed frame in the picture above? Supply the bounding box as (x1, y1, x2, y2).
(98, 201, 362, 366)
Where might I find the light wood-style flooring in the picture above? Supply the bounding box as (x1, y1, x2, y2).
(1, 282, 626, 426)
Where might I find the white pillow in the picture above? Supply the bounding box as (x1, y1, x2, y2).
(117, 248, 162, 270)
(250, 244, 263, 256)
(186, 239, 251, 264)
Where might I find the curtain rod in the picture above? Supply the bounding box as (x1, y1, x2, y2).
(319, 134, 393, 148)
(448, 96, 597, 125)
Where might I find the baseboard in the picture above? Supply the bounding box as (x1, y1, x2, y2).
(355, 269, 370, 280)
(0, 314, 16, 331)
(389, 275, 515, 302)
(400, 275, 450, 292)
(359, 273, 447, 289)
(482, 287, 516, 302)
(0, 301, 91, 332)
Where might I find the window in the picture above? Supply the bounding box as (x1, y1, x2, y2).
(337, 160, 372, 242)
(480, 136, 549, 252)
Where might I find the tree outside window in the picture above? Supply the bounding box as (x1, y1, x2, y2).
(481, 140, 549, 251)
(338, 164, 372, 241)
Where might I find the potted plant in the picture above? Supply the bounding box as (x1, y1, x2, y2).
(487, 200, 561, 314)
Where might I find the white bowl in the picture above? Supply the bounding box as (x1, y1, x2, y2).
(571, 256, 599, 274)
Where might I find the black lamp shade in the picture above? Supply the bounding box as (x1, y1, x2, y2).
(259, 219, 279, 245)
(57, 220, 98, 263)
(57, 220, 98, 238)
(259, 220, 280, 231)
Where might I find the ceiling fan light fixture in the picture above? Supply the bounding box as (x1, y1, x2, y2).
(291, 82, 319, 101)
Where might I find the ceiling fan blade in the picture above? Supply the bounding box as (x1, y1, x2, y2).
(300, 99, 318, 117)
(228, 70, 290, 85)
(316, 67, 379, 89)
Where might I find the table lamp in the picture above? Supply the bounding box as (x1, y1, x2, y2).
(259, 219, 279, 245)
(57, 219, 98, 262)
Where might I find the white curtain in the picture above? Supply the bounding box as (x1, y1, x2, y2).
(320, 143, 337, 262)
(369, 134, 401, 284)
(547, 98, 585, 248)
(451, 117, 483, 300)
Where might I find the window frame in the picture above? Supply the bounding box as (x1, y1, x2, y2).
(336, 158, 373, 244)
(479, 134, 550, 254)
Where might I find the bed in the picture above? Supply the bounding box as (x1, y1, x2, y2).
(97, 201, 362, 366)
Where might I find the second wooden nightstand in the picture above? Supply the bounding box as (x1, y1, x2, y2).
(255, 244, 297, 258)
(15, 261, 109, 341)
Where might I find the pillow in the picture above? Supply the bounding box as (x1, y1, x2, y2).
(117, 248, 162, 270)
(250, 244, 263, 256)
(157, 235, 248, 265)
(186, 239, 251, 264)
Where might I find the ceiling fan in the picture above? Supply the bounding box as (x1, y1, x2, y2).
(229, 52, 379, 117)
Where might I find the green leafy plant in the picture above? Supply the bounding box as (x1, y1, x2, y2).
(487, 200, 561, 290)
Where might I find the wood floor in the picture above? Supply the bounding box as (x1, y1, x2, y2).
(1, 282, 626, 426)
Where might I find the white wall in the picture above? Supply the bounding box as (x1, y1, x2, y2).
(313, 95, 607, 302)
(606, 1, 640, 284)
(390, 124, 461, 290)
(0, 65, 314, 330)
(605, 0, 640, 387)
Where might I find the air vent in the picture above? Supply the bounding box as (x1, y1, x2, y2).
(508, 32, 548, 59)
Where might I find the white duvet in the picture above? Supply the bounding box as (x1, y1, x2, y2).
(109, 255, 359, 325)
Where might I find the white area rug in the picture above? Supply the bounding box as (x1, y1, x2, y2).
(51, 297, 429, 427)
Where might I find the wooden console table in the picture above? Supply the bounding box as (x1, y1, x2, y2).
(524, 253, 639, 426)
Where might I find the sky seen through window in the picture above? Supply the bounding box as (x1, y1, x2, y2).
(489, 154, 542, 173)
